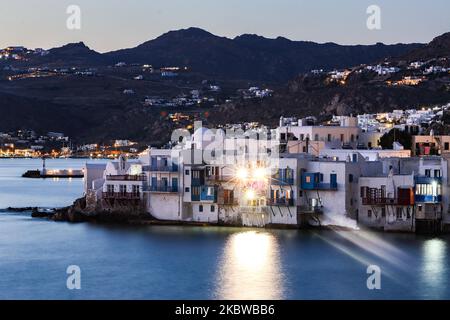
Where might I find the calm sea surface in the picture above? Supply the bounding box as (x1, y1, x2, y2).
(0, 158, 449, 300)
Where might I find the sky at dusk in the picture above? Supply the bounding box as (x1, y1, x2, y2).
(1, 0, 449, 52)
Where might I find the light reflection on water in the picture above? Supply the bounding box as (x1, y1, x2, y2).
(421, 238, 448, 298)
(215, 231, 285, 300)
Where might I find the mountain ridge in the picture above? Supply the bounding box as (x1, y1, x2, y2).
(3, 27, 425, 83)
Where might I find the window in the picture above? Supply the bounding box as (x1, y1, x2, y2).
(425, 169, 431, 177)
(185, 169, 190, 175)
(340, 134, 344, 142)
(351, 134, 355, 142)
(368, 210, 372, 218)
(300, 134, 304, 141)
(381, 208, 386, 218)
(185, 187, 190, 193)
(192, 187, 201, 196)
(319, 174, 324, 182)
(199, 205, 203, 212)
(434, 170, 441, 178)
(315, 134, 319, 141)
(119, 185, 126, 194)
(349, 174, 354, 183)
(132, 185, 140, 194)
(207, 187, 214, 196)
(406, 208, 411, 219)
(211, 205, 215, 212)
(418, 205, 423, 212)
(107, 185, 114, 193)
(445, 142, 449, 151)
(327, 134, 331, 142)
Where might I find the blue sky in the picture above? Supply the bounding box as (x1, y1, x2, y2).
(1, 0, 449, 52)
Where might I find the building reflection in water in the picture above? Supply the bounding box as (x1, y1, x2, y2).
(421, 238, 447, 298)
(214, 231, 285, 300)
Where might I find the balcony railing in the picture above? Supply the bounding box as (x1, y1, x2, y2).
(270, 177, 294, 186)
(106, 175, 146, 181)
(268, 198, 295, 206)
(103, 192, 141, 200)
(301, 182, 338, 191)
(415, 195, 442, 203)
(143, 165, 179, 172)
(206, 174, 231, 182)
(148, 185, 178, 193)
(219, 199, 239, 206)
(239, 206, 267, 214)
(415, 176, 442, 184)
(362, 197, 414, 206)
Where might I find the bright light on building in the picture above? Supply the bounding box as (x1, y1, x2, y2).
(245, 189, 256, 201)
(253, 167, 268, 181)
(236, 168, 249, 181)
(432, 181, 438, 196)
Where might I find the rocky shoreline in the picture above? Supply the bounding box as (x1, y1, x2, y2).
(1, 198, 360, 232)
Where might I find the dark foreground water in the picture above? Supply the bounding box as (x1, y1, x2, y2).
(0, 159, 449, 300)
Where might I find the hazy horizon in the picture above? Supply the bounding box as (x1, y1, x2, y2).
(1, 0, 449, 52)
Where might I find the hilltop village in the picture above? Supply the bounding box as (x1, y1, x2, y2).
(77, 104, 450, 234)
